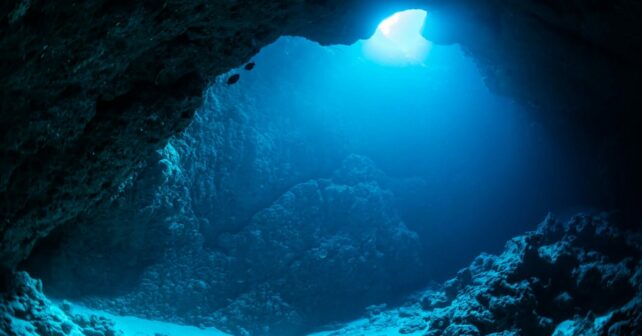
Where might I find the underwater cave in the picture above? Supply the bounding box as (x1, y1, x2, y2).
(1, 1, 642, 336)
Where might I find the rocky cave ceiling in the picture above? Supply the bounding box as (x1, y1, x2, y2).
(1, 0, 641, 271)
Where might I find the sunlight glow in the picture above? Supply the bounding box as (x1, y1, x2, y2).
(378, 13, 400, 37)
(363, 10, 431, 66)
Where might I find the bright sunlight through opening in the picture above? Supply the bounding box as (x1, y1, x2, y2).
(363, 9, 430, 66)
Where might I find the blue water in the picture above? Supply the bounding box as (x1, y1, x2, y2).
(222, 32, 598, 280)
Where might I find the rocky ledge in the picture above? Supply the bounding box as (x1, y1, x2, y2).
(0, 0, 399, 270)
(319, 213, 642, 336)
(4, 213, 641, 335)
(0, 272, 121, 336)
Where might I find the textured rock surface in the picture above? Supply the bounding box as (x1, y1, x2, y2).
(2, 0, 642, 272)
(29, 154, 422, 335)
(24, 80, 347, 296)
(318, 214, 642, 335)
(0, 0, 400, 270)
(0, 272, 121, 336)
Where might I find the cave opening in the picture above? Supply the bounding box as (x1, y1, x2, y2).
(363, 9, 430, 65)
(5, 4, 641, 336)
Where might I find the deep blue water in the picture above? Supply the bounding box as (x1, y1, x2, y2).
(222, 28, 600, 280)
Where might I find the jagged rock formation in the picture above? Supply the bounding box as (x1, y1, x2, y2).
(28, 154, 421, 336)
(319, 214, 642, 335)
(0, 0, 401, 270)
(0, 272, 121, 336)
(24, 81, 346, 297)
(12, 212, 642, 336)
(2, 0, 642, 273)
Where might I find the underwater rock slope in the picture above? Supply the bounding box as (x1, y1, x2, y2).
(24, 82, 351, 299)
(0, 272, 121, 336)
(4, 213, 641, 335)
(31, 154, 422, 336)
(322, 214, 642, 336)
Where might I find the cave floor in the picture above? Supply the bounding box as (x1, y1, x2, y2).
(56, 301, 230, 336)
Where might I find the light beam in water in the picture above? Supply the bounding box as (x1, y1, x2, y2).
(363, 9, 431, 66)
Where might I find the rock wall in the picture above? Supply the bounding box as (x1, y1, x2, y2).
(24, 63, 448, 334)
(2, 0, 642, 272)
(425, 0, 642, 226)
(24, 77, 348, 291)
(22, 74, 425, 332)
(321, 213, 642, 335)
(29, 151, 422, 335)
(0, 0, 403, 270)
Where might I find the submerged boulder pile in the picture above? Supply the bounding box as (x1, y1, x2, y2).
(321, 213, 642, 336)
(0, 272, 121, 336)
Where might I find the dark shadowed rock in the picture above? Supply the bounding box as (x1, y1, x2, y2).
(0, 0, 405, 270)
(1, 0, 642, 275)
(322, 213, 642, 336)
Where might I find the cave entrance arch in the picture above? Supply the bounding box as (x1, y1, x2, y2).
(22, 7, 607, 336)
